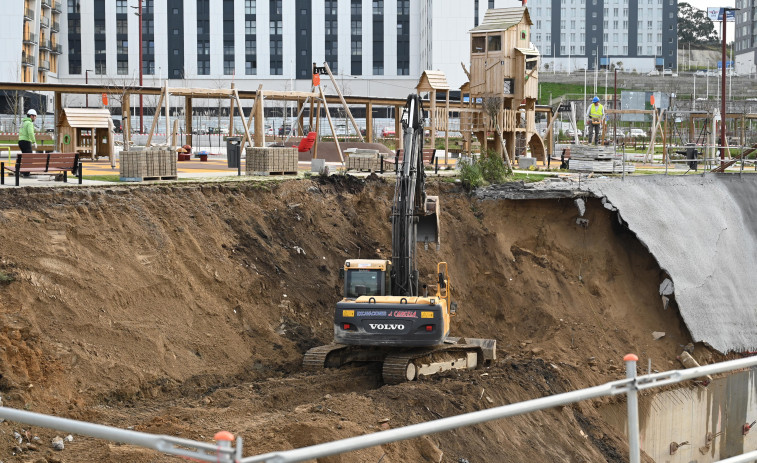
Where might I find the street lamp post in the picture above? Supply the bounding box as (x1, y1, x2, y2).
(132, 2, 143, 134)
(85, 69, 93, 107)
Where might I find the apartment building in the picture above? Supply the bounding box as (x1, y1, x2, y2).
(0, 0, 63, 83)
(527, 0, 677, 73)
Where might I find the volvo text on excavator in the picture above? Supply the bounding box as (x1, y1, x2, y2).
(303, 94, 496, 384)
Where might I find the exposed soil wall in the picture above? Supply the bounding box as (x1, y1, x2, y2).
(0, 177, 716, 462)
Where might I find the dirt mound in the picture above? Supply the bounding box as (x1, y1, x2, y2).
(0, 179, 710, 462)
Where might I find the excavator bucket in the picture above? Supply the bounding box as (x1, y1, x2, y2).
(418, 196, 440, 245)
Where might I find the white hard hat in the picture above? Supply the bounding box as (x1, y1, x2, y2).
(27, 109, 37, 116)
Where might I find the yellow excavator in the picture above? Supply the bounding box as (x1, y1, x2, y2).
(304, 94, 495, 383)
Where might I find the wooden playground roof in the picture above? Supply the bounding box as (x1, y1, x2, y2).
(470, 7, 532, 33)
(417, 70, 450, 92)
(61, 108, 112, 128)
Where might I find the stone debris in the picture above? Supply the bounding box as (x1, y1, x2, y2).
(652, 331, 666, 340)
(51, 436, 65, 451)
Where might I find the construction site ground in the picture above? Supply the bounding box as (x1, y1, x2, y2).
(0, 166, 740, 462)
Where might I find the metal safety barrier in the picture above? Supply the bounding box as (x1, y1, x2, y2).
(0, 354, 756, 462)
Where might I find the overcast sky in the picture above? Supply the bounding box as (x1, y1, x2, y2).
(683, 0, 735, 12)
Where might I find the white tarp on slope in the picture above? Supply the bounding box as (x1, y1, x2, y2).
(589, 175, 757, 353)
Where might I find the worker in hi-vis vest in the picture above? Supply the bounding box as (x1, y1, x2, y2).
(586, 96, 604, 145)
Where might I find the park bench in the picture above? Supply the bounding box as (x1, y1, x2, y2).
(1, 152, 82, 186)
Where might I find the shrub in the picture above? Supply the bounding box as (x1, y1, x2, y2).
(458, 157, 484, 190)
(479, 149, 509, 184)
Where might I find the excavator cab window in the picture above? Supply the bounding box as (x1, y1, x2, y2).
(345, 269, 384, 298)
(438, 272, 447, 289)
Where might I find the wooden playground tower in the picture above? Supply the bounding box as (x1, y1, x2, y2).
(461, 7, 546, 163)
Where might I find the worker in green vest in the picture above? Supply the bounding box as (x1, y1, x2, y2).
(18, 109, 37, 153)
(586, 96, 604, 145)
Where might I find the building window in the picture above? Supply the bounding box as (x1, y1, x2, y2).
(373, 0, 383, 15)
(198, 60, 210, 75)
(116, 0, 127, 14)
(351, 0, 361, 16)
(270, 39, 282, 56)
(246, 20, 256, 34)
(326, 0, 337, 15)
(352, 40, 362, 55)
(117, 60, 128, 75)
(117, 40, 128, 54)
(270, 20, 282, 34)
(398, 60, 409, 75)
(198, 40, 209, 55)
(245, 0, 256, 14)
(246, 59, 256, 75)
(352, 20, 361, 35)
(270, 0, 281, 15)
(245, 39, 256, 54)
(373, 62, 383, 75)
(224, 60, 234, 75)
(117, 19, 128, 35)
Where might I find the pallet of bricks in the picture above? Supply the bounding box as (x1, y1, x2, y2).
(246, 147, 298, 176)
(119, 146, 177, 181)
(345, 148, 380, 172)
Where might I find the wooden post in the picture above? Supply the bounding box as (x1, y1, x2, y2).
(308, 96, 315, 132)
(323, 62, 364, 142)
(229, 82, 235, 136)
(171, 119, 179, 147)
(319, 85, 344, 165)
(233, 89, 253, 150)
(444, 89, 449, 164)
(297, 99, 305, 136)
(54, 92, 62, 151)
(254, 87, 265, 147)
(145, 88, 165, 147)
(365, 101, 373, 143)
(313, 98, 321, 159)
(164, 84, 171, 147)
(122, 95, 132, 149)
(185, 96, 193, 147)
(429, 89, 437, 149)
(395, 105, 402, 148)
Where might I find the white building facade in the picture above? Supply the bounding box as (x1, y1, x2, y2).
(50, 0, 512, 101)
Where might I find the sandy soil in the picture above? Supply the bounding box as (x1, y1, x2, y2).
(0, 176, 720, 462)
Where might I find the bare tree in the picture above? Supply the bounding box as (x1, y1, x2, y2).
(482, 96, 513, 172)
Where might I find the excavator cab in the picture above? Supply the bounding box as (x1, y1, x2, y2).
(342, 259, 392, 299)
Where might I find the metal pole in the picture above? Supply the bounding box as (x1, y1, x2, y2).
(721, 18, 727, 167)
(625, 353, 641, 463)
(139, 1, 144, 135)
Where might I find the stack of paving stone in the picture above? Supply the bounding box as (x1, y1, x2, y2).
(345, 148, 381, 172)
(119, 145, 177, 181)
(568, 146, 616, 173)
(246, 147, 298, 175)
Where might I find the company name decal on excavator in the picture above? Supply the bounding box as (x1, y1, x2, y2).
(389, 310, 417, 318)
(368, 323, 405, 330)
(356, 310, 387, 316)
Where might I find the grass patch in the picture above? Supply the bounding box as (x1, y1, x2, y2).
(83, 175, 121, 182)
(511, 173, 550, 183)
(539, 82, 630, 102)
(0, 271, 15, 284)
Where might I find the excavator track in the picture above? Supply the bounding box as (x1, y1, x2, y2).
(382, 345, 484, 385)
(302, 344, 347, 370)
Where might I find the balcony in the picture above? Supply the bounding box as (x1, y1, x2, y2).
(41, 0, 51, 8)
(40, 16, 50, 28)
(52, 44, 62, 54)
(51, 21, 60, 32)
(39, 39, 52, 51)
(39, 60, 50, 71)
(52, 1, 61, 12)
(23, 33, 37, 45)
(24, 8, 34, 21)
(21, 54, 35, 67)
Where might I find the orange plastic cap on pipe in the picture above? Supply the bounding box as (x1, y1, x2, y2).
(214, 431, 235, 442)
(623, 353, 639, 362)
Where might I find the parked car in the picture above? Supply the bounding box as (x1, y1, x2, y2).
(694, 70, 707, 77)
(662, 69, 673, 76)
(278, 125, 292, 136)
(647, 70, 660, 76)
(629, 128, 647, 138)
(706, 70, 719, 77)
(381, 127, 395, 137)
(265, 125, 274, 136)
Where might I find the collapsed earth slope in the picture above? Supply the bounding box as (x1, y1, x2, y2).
(0, 177, 706, 462)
